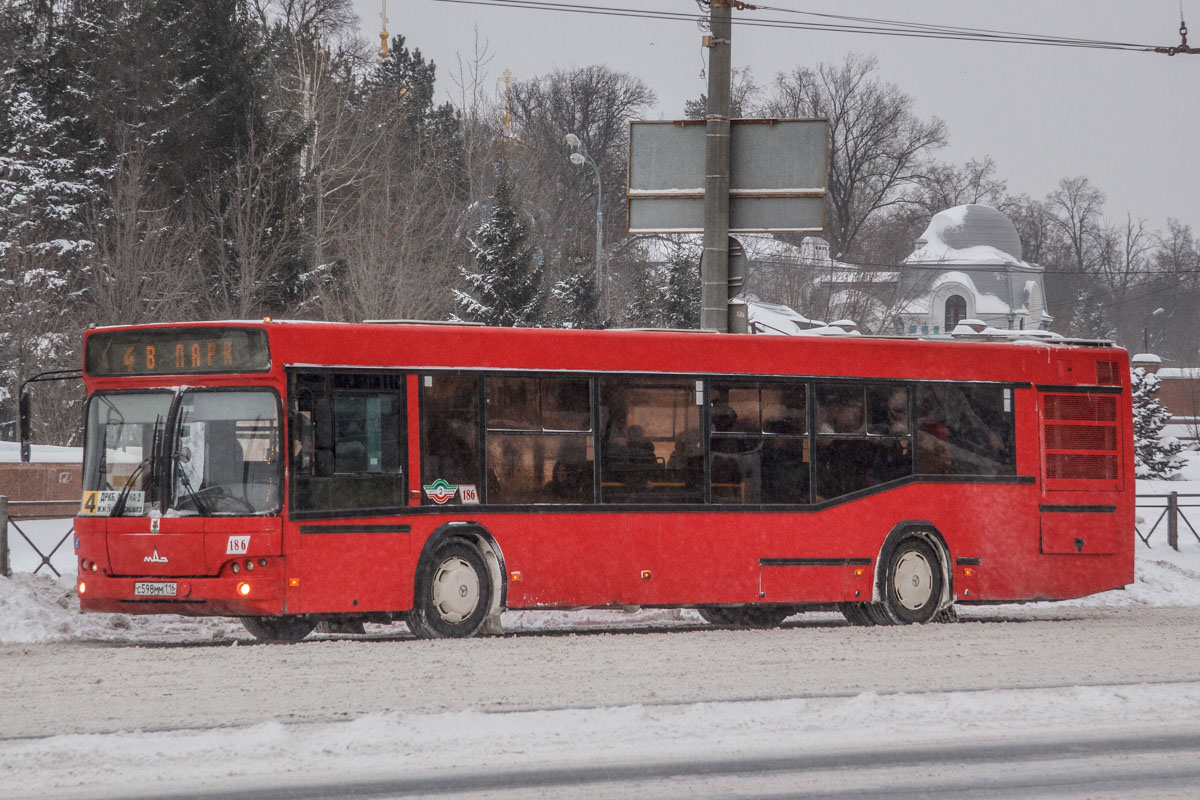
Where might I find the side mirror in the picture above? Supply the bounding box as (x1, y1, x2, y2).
(18, 389, 31, 463)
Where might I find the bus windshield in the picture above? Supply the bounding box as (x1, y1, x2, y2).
(81, 389, 282, 517)
(167, 389, 282, 516)
(82, 392, 173, 516)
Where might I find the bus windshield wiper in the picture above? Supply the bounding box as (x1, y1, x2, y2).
(173, 447, 209, 515)
(111, 415, 162, 517)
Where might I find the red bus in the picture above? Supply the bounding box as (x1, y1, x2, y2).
(74, 321, 1134, 640)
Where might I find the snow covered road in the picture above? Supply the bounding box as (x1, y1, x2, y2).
(4, 604, 1200, 798)
(4, 605, 1200, 741)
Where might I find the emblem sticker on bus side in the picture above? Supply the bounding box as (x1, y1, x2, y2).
(226, 536, 250, 555)
(423, 479, 458, 504)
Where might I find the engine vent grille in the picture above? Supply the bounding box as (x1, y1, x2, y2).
(1042, 393, 1122, 486)
(1095, 360, 1121, 385)
(1044, 394, 1117, 422)
(1044, 424, 1117, 452)
(1046, 453, 1119, 480)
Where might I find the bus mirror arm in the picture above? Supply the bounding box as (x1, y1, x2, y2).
(16, 368, 83, 463)
(18, 389, 30, 463)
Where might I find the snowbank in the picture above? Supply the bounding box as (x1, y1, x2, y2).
(8, 682, 1200, 800)
(0, 439, 81, 463)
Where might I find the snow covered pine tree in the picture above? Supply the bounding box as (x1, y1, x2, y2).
(1131, 366, 1185, 479)
(455, 160, 544, 326)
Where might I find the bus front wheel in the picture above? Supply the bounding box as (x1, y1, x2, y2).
(241, 615, 316, 642)
(876, 537, 943, 625)
(698, 605, 791, 628)
(409, 541, 493, 639)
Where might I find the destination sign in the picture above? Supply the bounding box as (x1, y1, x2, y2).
(85, 328, 270, 376)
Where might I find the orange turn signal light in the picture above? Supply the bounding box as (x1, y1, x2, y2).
(510, 571, 522, 583)
(641, 570, 653, 580)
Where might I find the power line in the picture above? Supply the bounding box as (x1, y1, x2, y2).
(427, 0, 1163, 53)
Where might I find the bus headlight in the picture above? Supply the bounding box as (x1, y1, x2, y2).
(237, 582, 251, 596)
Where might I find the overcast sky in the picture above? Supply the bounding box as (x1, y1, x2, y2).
(353, 1, 1196, 233)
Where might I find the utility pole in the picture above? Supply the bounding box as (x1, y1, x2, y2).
(700, 1, 732, 332)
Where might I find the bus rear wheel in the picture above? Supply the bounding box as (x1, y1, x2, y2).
(839, 602, 877, 626)
(241, 616, 316, 642)
(876, 537, 944, 625)
(409, 541, 492, 639)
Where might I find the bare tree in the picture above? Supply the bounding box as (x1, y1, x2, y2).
(1098, 213, 1154, 346)
(187, 129, 301, 319)
(761, 53, 947, 260)
(507, 65, 655, 292)
(1047, 176, 1107, 276)
(82, 134, 199, 327)
(252, 0, 356, 38)
(1006, 195, 1057, 268)
(1147, 219, 1200, 359)
(261, 20, 378, 278)
(684, 65, 761, 119)
(317, 130, 462, 322)
(907, 157, 1012, 217)
(449, 28, 501, 206)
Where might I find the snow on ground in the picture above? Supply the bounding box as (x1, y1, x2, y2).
(11, 683, 1200, 800)
(4, 449, 1200, 797)
(0, 439, 81, 463)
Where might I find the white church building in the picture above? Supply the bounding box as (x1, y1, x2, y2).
(896, 204, 1053, 336)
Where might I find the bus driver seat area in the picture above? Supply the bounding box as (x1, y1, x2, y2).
(204, 422, 245, 491)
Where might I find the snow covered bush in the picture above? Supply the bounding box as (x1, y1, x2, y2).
(1132, 366, 1185, 479)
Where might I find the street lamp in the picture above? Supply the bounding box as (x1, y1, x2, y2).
(1143, 307, 1165, 353)
(564, 133, 605, 319)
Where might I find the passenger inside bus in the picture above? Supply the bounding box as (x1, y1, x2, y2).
(709, 400, 744, 499)
(205, 422, 245, 489)
(543, 460, 588, 502)
(761, 407, 809, 504)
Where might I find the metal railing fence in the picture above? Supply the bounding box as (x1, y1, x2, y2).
(0, 496, 78, 578)
(1135, 492, 1200, 551)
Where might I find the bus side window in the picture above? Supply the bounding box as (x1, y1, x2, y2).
(915, 384, 1014, 476)
(485, 376, 594, 505)
(599, 378, 701, 505)
(420, 375, 482, 504)
(814, 383, 913, 502)
(290, 373, 408, 513)
(710, 381, 809, 505)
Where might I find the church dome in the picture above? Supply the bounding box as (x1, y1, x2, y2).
(918, 204, 1022, 261)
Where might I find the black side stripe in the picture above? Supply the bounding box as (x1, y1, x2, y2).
(1036, 384, 1123, 395)
(759, 558, 873, 567)
(299, 524, 412, 534)
(1039, 505, 1116, 514)
(956, 557, 981, 566)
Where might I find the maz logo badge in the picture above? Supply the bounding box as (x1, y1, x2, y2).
(144, 548, 168, 564)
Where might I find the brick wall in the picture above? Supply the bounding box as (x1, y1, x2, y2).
(0, 463, 82, 518)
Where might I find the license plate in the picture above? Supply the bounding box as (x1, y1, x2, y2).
(134, 582, 178, 597)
